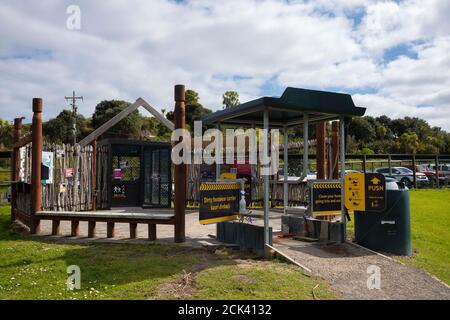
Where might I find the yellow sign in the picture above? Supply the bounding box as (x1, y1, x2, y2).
(220, 172, 237, 180)
(344, 173, 365, 211)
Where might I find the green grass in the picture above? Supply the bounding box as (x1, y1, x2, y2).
(0, 206, 337, 300)
(347, 189, 450, 285)
(191, 262, 337, 300)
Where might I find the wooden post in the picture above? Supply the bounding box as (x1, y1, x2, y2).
(435, 155, 440, 188)
(316, 122, 326, 179)
(11, 117, 22, 222)
(107, 222, 115, 238)
(30, 98, 43, 234)
(91, 139, 97, 210)
(71, 220, 79, 236)
(52, 220, 61, 235)
(331, 121, 339, 179)
(362, 154, 367, 174)
(173, 85, 186, 243)
(148, 224, 156, 241)
(88, 221, 96, 238)
(130, 223, 137, 239)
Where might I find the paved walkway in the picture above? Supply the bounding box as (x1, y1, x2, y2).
(273, 238, 450, 300)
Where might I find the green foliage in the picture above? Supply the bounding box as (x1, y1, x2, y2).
(346, 115, 450, 154)
(92, 100, 143, 139)
(0, 119, 13, 150)
(43, 110, 92, 144)
(222, 91, 240, 109)
(166, 89, 212, 130)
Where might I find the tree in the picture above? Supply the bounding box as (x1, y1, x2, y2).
(166, 89, 212, 129)
(92, 100, 143, 138)
(43, 110, 91, 144)
(0, 119, 13, 150)
(222, 91, 240, 109)
(397, 132, 420, 154)
(348, 117, 376, 144)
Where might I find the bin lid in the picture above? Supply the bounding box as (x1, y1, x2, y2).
(386, 177, 400, 190)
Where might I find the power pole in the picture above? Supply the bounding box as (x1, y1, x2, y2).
(65, 90, 83, 146)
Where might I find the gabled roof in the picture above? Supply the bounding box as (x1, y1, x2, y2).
(202, 87, 366, 128)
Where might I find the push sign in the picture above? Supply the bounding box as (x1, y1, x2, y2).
(345, 173, 386, 212)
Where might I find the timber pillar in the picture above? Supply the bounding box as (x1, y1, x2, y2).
(173, 84, 186, 243)
(30, 98, 43, 234)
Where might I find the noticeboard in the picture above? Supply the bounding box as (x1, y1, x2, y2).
(199, 182, 240, 225)
(310, 181, 342, 216)
(345, 173, 386, 212)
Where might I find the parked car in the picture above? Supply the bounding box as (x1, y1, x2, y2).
(416, 164, 447, 184)
(430, 164, 450, 180)
(374, 166, 429, 187)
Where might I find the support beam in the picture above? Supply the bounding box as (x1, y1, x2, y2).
(303, 114, 309, 178)
(263, 109, 270, 245)
(11, 117, 22, 222)
(91, 139, 97, 210)
(316, 122, 326, 179)
(148, 224, 157, 241)
(107, 222, 115, 238)
(88, 221, 96, 238)
(130, 223, 137, 239)
(51, 220, 60, 236)
(173, 85, 186, 243)
(30, 98, 43, 234)
(216, 122, 221, 180)
(340, 117, 346, 242)
(435, 155, 440, 188)
(71, 220, 79, 237)
(331, 121, 339, 179)
(283, 127, 289, 214)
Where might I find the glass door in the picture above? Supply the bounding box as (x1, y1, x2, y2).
(144, 147, 170, 207)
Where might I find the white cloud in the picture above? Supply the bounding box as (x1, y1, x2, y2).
(0, 0, 449, 131)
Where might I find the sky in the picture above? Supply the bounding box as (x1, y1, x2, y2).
(1, 0, 449, 130)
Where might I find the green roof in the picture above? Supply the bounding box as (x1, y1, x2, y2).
(202, 87, 366, 128)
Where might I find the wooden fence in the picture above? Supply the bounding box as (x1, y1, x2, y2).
(41, 143, 94, 211)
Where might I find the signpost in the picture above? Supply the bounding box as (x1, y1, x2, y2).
(199, 182, 240, 224)
(310, 180, 342, 216)
(345, 173, 386, 212)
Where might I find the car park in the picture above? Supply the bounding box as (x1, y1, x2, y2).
(374, 166, 429, 187)
(416, 164, 447, 184)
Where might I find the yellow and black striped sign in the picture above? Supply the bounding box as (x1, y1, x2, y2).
(310, 180, 342, 215)
(199, 182, 240, 191)
(312, 182, 341, 189)
(199, 182, 240, 225)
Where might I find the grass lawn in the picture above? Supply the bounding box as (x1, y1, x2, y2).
(347, 189, 450, 285)
(0, 206, 338, 300)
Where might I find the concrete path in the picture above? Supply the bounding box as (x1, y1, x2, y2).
(273, 238, 450, 300)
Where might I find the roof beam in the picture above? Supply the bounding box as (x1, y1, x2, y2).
(79, 98, 174, 147)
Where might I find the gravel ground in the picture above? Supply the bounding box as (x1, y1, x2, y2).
(273, 238, 450, 300)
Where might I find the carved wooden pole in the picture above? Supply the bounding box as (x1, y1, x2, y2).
(11, 118, 22, 222)
(174, 84, 186, 243)
(30, 98, 42, 234)
(316, 122, 326, 179)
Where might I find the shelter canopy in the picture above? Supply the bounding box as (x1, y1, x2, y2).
(202, 87, 366, 128)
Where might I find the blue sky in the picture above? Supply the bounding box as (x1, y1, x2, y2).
(0, 0, 449, 130)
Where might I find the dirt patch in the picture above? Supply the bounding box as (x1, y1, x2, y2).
(231, 274, 255, 284)
(151, 251, 219, 299)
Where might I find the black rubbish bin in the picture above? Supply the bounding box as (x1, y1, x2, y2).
(354, 178, 412, 256)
